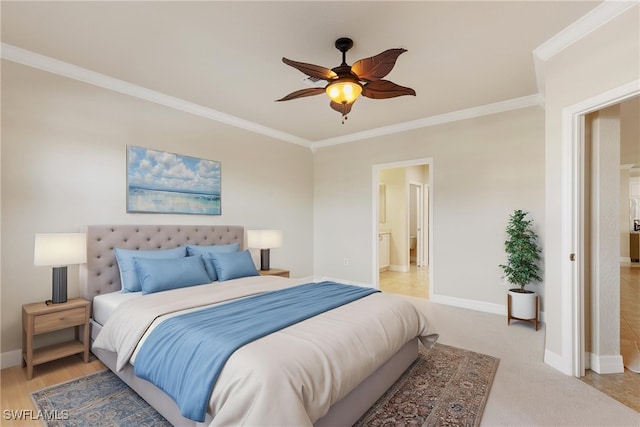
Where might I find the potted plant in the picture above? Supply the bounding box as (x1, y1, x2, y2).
(499, 209, 542, 322)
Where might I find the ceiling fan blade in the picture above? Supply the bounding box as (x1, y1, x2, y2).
(361, 80, 416, 99)
(282, 58, 337, 80)
(276, 87, 325, 102)
(351, 49, 408, 82)
(329, 100, 355, 115)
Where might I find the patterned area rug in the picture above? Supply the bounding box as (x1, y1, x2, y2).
(31, 370, 171, 427)
(354, 343, 500, 427)
(31, 343, 498, 427)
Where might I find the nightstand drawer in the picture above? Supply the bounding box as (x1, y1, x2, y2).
(33, 307, 86, 334)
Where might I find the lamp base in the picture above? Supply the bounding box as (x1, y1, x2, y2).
(51, 266, 68, 304)
(260, 249, 271, 271)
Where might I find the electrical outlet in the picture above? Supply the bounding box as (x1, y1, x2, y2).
(343, 258, 349, 266)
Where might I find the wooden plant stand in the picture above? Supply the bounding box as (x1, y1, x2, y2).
(507, 294, 539, 331)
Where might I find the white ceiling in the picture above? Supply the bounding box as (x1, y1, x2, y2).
(1, 1, 604, 148)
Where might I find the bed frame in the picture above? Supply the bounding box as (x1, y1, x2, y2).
(81, 224, 417, 427)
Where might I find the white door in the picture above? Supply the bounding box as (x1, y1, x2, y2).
(423, 185, 429, 266)
(410, 183, 428, 267)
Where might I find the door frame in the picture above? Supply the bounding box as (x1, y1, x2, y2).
(561, 80, 639, 376)
(372, 158, 433, 294)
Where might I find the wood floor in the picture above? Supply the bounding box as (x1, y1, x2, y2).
(379, 262, 640, 413)
(1, 355, 106, 426)
(619, 262, 640, 373)
(580, 263, 640, 413)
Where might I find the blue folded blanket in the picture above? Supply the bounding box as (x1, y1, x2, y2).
(134, 281, 379, 422)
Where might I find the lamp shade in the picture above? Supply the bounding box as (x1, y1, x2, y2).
(247, 230, 282, 249)
(325, 78, 362, 104)
(34, 233, 87, 266)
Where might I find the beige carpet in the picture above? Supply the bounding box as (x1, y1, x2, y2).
(404, 296, 640, 426)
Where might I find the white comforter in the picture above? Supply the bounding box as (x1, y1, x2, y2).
(93, 276, 438, 426)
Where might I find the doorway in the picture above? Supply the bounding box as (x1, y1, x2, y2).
(574, 97, 640, 411)
(372, 158, 432, 298)
(563, 82, 639, 377)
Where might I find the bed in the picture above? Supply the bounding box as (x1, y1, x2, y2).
(81, 225, 438, 427)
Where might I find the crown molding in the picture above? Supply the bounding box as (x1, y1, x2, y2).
(533, 0, 638, 95)
(4, 0, 633, 151)
(311, 94, 544, 150)
(2, 42, 546, 150)
(1, 43, 312, 148)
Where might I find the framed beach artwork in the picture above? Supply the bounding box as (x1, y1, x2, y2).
(127, 146, 221, 215)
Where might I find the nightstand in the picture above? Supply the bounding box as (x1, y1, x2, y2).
(259, 268, 290, 278)
(22, 298, 90, 379)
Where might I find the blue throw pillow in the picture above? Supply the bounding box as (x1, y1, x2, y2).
(114, 246, 187, 293)
(186, 243, 240, 281)
(134, 255, 211, 295)
(209, 250, 259, 282)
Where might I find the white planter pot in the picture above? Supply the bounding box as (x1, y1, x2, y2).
(508, 289, 537, 320)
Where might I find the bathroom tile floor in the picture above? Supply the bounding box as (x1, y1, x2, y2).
(379, 264, 429, 298)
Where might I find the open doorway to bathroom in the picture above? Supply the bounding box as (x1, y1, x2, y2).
(373, 158, 432, 299)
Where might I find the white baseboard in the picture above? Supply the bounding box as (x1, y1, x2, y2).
(431, 293, 546, 324)
(389, 265, 409, 273)
(315, 276, 374, 289)
(620, 257, 631, 263)
(544, 348, 572, 375)
(430, 294, 505, 316)
(590, 353, 624, 374)
(1, 349, 22, 369)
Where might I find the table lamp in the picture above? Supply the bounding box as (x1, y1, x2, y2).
(34, 233, 86, 304)
(247, 229, 282, 271)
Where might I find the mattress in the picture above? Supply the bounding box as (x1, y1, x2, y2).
(93, 285, 219, 351)
(92, 290, 142, 326)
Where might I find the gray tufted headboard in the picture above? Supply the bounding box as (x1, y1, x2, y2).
(81, 225, 244, 304)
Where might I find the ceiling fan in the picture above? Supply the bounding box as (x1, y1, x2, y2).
(276, 37, 416, 123)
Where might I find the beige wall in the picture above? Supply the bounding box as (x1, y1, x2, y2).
(543, 4, 639, 361)
(620, 97, 640, 166)
(314, 107, 545, 309)
(1, 61, 314, 357)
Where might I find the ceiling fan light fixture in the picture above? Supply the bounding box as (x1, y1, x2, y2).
(325, 78, 362, 104)
(278, 38, 415, 121)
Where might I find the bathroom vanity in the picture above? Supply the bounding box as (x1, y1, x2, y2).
(379, 232, 390, 271)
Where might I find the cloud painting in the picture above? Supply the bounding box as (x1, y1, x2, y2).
(127, 146, 221, 215)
